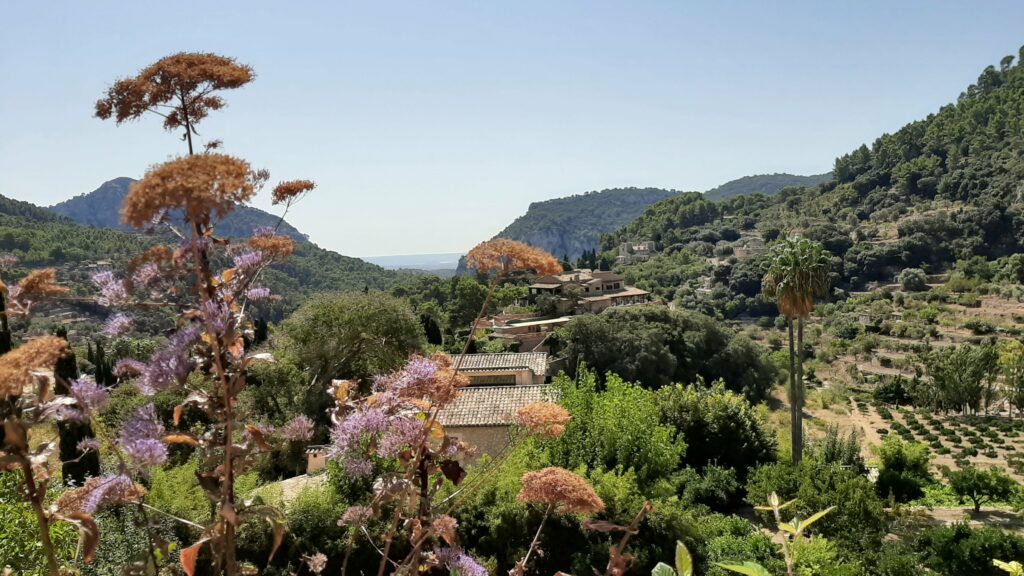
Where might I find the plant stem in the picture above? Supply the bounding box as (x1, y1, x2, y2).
(22, 458, 61, 576)
(516, 503, 553, 575)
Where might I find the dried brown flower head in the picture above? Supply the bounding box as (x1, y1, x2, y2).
(11, 269, 68, 303)
(122, 154, 267, 229)
(465, 239, 561, 276)
(53, 475, 147, 515)
(0, 336, 70, 398)
(517, 467, 604, 515)
(271, 179, 316, 206)
(95, 52, 253, 133)
(514, 402, 570, 438)
(247, 235, 294, 261)
(431, 514, 459, 545)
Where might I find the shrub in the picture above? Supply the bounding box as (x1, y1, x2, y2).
(914, 522, 1024, 575)
(898, 268, 930, 292)
(876, 436, 932, 503)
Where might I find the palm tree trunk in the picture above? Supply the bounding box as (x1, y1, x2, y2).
(788, 317, 801, 464)
(795, 317, 805, 464)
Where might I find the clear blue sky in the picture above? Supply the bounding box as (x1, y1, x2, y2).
(3, 2, 1024, 257)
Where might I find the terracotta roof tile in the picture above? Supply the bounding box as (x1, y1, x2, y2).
(438, 385, 555, 427)
(454, 352, 548, 375)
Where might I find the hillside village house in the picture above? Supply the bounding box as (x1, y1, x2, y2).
(454, 352, 548, 386)
(731, 236, 767, 260)
(528, 269, 651, 314)
(491, 316, 571, 352)
(437, 384, 552, 458)
(306, 353, 551, 472)
(616, 240, 657, 264)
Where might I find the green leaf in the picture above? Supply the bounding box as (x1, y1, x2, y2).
(652, 562, 676, 576)
(777, 521, 798, 535)
(796, 506, 836, 534)
(715, 561, 773, 576)
(675, 541, 693, 576)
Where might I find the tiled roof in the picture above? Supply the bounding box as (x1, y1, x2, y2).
(581, 286, 650, 301)
(438, 385, 554, 427)
(455, 352, 548, 375)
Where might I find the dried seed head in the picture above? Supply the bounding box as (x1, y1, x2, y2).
(517, 467, 604, 515)
(514, 402, 571, 438)
(0, 336, 70, 398)
(465, 239, 562, 276)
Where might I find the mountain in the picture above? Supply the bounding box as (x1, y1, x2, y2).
(484, 187, 680, 262)
(50, 177, 309, 242)
(703, 172, 831, 201)
(0, 185, 403, 321)
(606, 46, 1024, 294)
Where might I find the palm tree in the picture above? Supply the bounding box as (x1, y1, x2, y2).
(762, 237, 833, 463)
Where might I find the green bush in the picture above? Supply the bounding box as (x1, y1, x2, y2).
(876, 436, 932, 503)
(914, 522, 1024, 575)
(0, 473, 77, 574)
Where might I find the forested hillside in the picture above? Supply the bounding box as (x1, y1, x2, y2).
(50, 177, 309, 242)
(490, 187, 680, 260)
(607, 48, 1024, 300)
(703, 172, 831, 201)
(1, 190, 402, 319)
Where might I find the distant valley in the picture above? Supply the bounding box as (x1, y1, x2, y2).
(363, 253, 463, 271)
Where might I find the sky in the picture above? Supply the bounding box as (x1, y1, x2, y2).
(3, 2, 1024, 257)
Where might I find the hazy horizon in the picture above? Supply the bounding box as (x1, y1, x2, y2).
(4, 1, 1024, 257)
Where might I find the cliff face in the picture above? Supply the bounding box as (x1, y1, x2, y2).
(483, 187, 680, 261)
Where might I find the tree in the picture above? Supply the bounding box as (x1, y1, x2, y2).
(655, 382, 776, 480)
(876, 436, 932, 502)
(922, 343, 1000, 414)
(897, 267, 929, 291)
(945, 465, 1018, 512)
(558, 306, 776, 401)
(1000, 340, 1024, 419)
(761, 237, 832, 462)
(53, 328, 100, 485)
(547, 369, 683, 488)
(279, 292, 425, 385)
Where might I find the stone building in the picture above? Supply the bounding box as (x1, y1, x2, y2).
(527, 269, 650, 314)
(454, 352, 549, 386)
(491, 317, 572, 352)
(437, 384, 552, 458)
(616, 240, 657, 264)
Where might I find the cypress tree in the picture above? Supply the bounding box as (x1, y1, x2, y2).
(54, 327, 100, 484)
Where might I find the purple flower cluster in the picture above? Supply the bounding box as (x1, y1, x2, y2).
(91, 270, 128, 307)
(76, 438, 101, 454)
(0, 254, 17, 269)
(101, 313, 134, 337)
(81, 474, 135, 514)
(113, 358, 146, 378)
(70, 378, 109, 417)
(252, 226, 275, 238)
(279, 414, 315, 442)
(131, 263, 160, 288)
(376, 416, 425, 458)
(339, 505, 374, 526)
(433, 547, 487, 576)
(327, 406, 388, 477)
(201, 300, 231, 335)
(120, 404, 167, 474)
(135, 326, 199, 395)
(375, 356, 437, 395)
(245, 286, 272, 301)
(233, 250, 263, 272)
